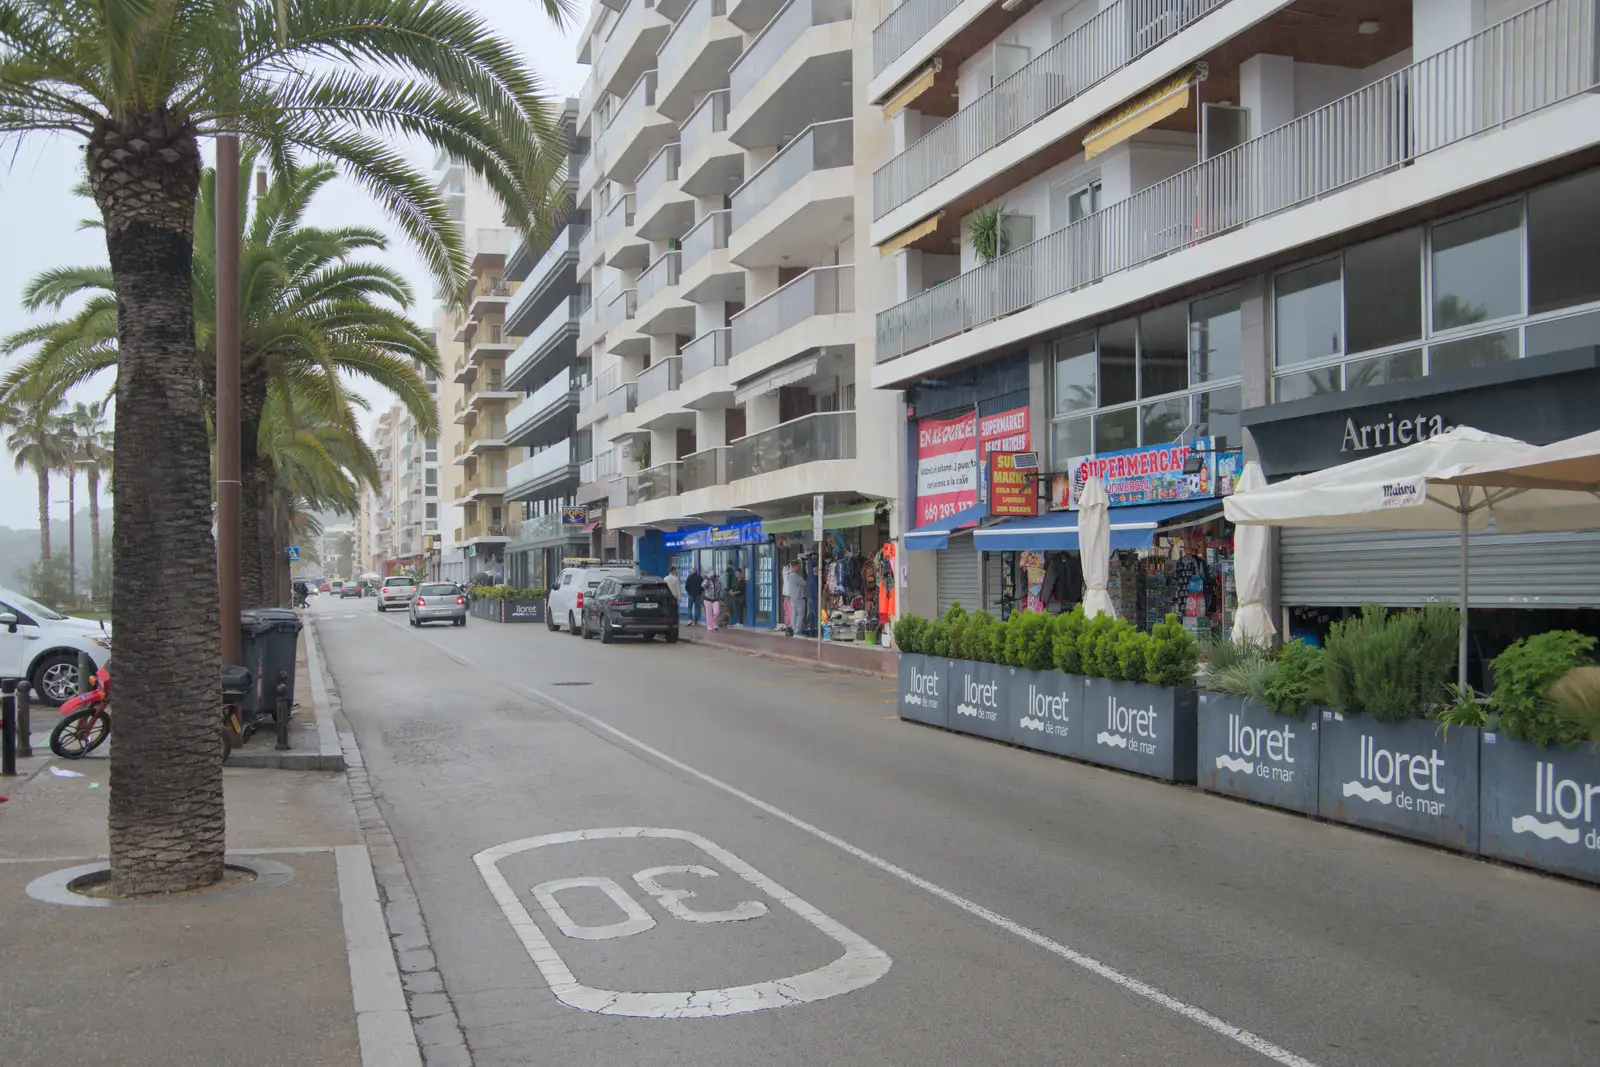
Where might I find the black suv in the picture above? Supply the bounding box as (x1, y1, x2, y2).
(582, 576, 679, 644)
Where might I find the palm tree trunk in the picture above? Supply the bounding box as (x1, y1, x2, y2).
(87, 468, 103, 603)
(89, 111, 224, 897)
(239, 370, 275, 607)
(36, 466, 51, 561)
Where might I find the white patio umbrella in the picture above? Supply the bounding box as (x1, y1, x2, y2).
(1223, 427, 1544, 688)
(1439, 429, 1600, 529)
(1229, 461, 1277, 646)
(1078, 475, 1117, 620)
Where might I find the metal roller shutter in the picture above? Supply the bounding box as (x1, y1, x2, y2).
(1280, 527, 1600, 608)
(936, 534, 981, 617)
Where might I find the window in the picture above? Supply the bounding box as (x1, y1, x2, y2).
(1430, 330, 1517, 375)
(1138, 304, 1188, 397)
(1527, 170, 1600, 315)
(1189, 290, 1241, 383)
(1053, 334, 1096, 415)
(1093, 407, 1138, 453)
(1344, 230, 1421, 353)
(1051, 178, 1102, 229)
(1275, 367, 1342, 402)
(425, 503, 437, 519)
(1431, 203, 1522, 330)
(998, 213, 1034, 255)
(1097, 318, 1137, 405)
(1051, 416, 1091, 466)
(1346, 349, 1422, 389)
(1193, 387, 1241, 449)
(1275, 259, 1342, 365)
(1526, 309, 1600, 358)
(1139, 397, 1187, 446)
(425, 468, 437, 487)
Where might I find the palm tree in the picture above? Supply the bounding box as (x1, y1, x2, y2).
(0, 383, 68, 562)
(0, 0, 569, 896)
(65, 402, 114, 602)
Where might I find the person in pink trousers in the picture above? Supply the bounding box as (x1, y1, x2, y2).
(703, 571, 723, 630)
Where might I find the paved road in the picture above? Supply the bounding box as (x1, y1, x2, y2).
(311, 600, 1600, 1067)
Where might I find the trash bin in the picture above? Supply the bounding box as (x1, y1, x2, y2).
(239, 608, 303, 724)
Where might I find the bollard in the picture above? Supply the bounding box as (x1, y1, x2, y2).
(275, 670, 290, 751)
(2, 679, 16, 777)
(77, 652, 93, 695)
(16, 682, 31, 758)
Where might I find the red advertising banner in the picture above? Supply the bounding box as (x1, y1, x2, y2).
(979, 407, 1030, 457)
(915, 411, 978, 526)
(988, 452, 1038, 517)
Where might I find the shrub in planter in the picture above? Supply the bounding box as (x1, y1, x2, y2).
(1115, 627, 1152, 683)
(1550, 665, 1600, 741)
(1490, 631, 1596, 746)
(1144, 615, 1198, 688)
(1004, 611, 1054, 671)
(1051, 606, 1087, 674)
(1323, 602, 1458, 722)
(1260, 639, 1325, 718)
(952, 610, 1001, 663)
(895, 614, 929, 655)
(928, 617, 953, 658)
(1197, 637, 1323, 813)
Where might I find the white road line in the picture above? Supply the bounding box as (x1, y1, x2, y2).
(389, 628, 1320, 1067)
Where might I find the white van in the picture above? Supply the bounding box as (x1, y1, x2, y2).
(546, 561, 640, 634)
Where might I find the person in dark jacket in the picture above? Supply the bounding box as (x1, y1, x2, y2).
(727, 568, 746, 626)
(685, 568, 704, 626)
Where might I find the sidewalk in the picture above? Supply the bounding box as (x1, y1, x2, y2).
(0, 629, 408, 1067)
(678, 621, 896, 676)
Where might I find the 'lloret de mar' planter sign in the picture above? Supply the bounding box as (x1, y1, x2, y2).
(501, 599, 546, 623)
(1196, 695, 1320, 814)
(1478, 731, 1600, 885)
(896, 654, 948, 729)
(948, 660, 1009, 741)
(1007, 668, 1082, 758)
(1080, 677, 1198, 782)
(1317, 712, 1479, 851)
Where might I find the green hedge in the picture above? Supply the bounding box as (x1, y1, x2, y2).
(470, 585, 547, 600)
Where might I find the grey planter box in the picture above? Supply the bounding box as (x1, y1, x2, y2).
(1317, 711, 1479, 851)
(947, 659, 1010, 741)
(1079, 677, 1198, 782)
(500, 599, 545, 623)
(1479, 731, 1600, 885)
(896, 654, 948, 729)
(1196, 694, 1320, 815)
(1007, 668, 1083, 758)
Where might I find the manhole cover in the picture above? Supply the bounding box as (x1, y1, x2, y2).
(550, 682, 592, 687)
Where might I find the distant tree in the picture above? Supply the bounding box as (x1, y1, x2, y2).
(0, 382, 68, 562)
(19, 557, 73, 610)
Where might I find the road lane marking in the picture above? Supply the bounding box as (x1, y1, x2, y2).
(398, 627, 1319, 1067)
(474, 827, 891, 1018)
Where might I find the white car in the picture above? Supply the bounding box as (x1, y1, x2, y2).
(376, 575, 418, 611)
(0, 586, 113, 706)
(546, 563, 639, 634)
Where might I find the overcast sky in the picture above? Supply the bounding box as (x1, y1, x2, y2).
(0, 0, 588, 529)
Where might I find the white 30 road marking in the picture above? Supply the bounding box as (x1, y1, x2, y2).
(475, 827, 891, 1019)
(405, 624, 1320, 1067)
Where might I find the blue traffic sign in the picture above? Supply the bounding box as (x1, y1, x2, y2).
(285, 546, 300, 561)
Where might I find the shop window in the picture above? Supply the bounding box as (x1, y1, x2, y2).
(1526, 308, 1600, 359)
(1189, 290, 1240, 383)
(1138, 304, 1188, 397)
(1098, 318, 1137, 405)
(1274, 259, 1342, 365)
(1274, 367, 1342, 402)
(1053, 333, 1096, 415)
(1193, 387, 1240, 448)
(1051, 416, 1091, 466)
(1431, 203, 1522, 331)
(1528, 170, 1600, 315)
(1345, 349, 1422, 390)
(1344, 230, 1421, 353)
(1139, 397, 1186, 446)
(1430, 329, 1518, 376)
(1093, 406, 1138, 453)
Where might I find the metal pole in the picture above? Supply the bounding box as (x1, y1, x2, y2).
(1458, 488, 1470, 690)
(274, 670, 290, 751)
(78, 651, 93, 694)
(2, 680, 16, 777)
(67, 471, 76, 602)
(16, 683, 31, 758)
(217, 131, 243, 667)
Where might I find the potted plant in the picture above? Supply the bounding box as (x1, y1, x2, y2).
(1004, 607, 1084, 759)
(945, 607, 1011, 742)
(1079, 614, 1200, 782)
(1315, 603, 1479, 850)
(1476, 631, 1600, 883)
(1197, 637, 1324, 814)
(893, 611, 947, 728)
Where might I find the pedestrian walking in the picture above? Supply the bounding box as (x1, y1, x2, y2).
(782, 560, 806, 634)
(664, 570, 683, 622)
(728, 568, 747, 627)
(685, 568, 704, 626)
(703, 570, 723, 631)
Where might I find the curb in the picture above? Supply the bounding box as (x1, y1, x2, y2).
(678, 631, 896, 679)
(227, 619, 346, 770)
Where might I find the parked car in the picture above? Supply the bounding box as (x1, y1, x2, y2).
(547, 562, 640, 634)
(377, 575, 419, 611)
(0, 586, 114, 706)
(409, 583, 467, 627)
(581, 576, 679, 644)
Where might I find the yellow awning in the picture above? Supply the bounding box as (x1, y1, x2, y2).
(882, 63, 940, 119)
(1082, 70, 1197, 160)
(879, 212, 943, 257)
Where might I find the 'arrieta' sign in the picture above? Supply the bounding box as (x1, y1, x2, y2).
(1341, 413, 1453, 453)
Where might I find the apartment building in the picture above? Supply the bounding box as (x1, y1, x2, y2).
(370, 409, 400, 572)
(574, 0, 900, 626)
(866, 0, 1600, 634)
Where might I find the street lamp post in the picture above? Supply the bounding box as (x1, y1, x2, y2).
(217, 131, 242, 665)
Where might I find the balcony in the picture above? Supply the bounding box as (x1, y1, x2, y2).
(605, 379, 639, 421)
(682, 446, 730, 492)
(469, 419, 508, 451)
(602, 70, 674, 185)
(505, 294, 581, 391)
(452, 467, 509, 505)
(468, 285, 511, 321)
(577, 282, 612, 352)
(637, 251, 692, 336)
(875, 0, 1600, 367)
(656, 0, 743, 120)
(467, 332, 515, 366)
(636, 143, 693, 241)
(728, 411, 855, 481)
(578, 448, 620, 505)
(683, 327, 732, 381)
(727, 0, 852, 149)
(578, 364, 617, 430)
(595, 0, 671, 100)
(637, 355, 683, 408)
(731, 265, 853, 377)
(624, 461, 684, 505)
(602, 288, 638, 336)
(680, 90, 741, 197)
(468, 227, 514, 267)
(504, 373, 580, 450)
(452, 355, 472, 385)
(729, 119, 853, 268)
(504, 224, 582, 335)
(505, 438, 580, 503)
(873, 0, 1237, 222)
(600, 192, 647, 271)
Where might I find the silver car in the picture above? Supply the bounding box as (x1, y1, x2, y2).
(377, 575, 418, 611)
(409, 582, 467, 627)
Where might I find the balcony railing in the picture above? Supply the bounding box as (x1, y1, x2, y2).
(507, 439, 576, 495)
(682, 327, 731, 379)
(577, 222, 599, 267)
(599, 191, 636, 249)
(731, 119, 852, 230)
(636, 142, 681, 210)
(871, 0, 960, 77)
(682, 210, 730, 272)
(626, 460, 683, 504)
(605, 69, 659, 158)
(681, 446, 729, 491)
(603, 288, 638, 333)
(729, 0, 851, 105)
(506, 375, 578, 437)
(606, 379, 639, 419)
(877, 0, 1600, 362)
(732, 265, 853, 354)
(637, 355, 683, 405)
(874, 0, 1233, 218)
(681, 89, 728, 162)
(506, 294, 581, 386)
(638, 250, 682, 307)
(728, 410, 856, 480)
(511, 224, 581, 318)
(660, 0, 726, 89)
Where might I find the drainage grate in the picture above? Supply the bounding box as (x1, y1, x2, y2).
(550, 681, 592, 687)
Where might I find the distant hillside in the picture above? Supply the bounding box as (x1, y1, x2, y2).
(0, 509, 106, 588)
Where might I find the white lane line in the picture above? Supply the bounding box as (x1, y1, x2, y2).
(391, 630, 1320, 1067)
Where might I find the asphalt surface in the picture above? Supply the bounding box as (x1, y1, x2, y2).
(311, 599, 1600, 1067)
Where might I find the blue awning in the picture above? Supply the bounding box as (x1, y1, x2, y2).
(904, 503, 986, 551)
(972, 500, 1224, 552)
